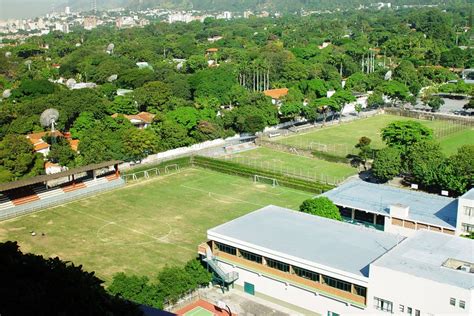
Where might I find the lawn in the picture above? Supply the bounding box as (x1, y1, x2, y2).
(226, 147, 357, 184)
(0, 168, 312, 283)
(271, 114, 472, 155)
(438, 128, 474, 155)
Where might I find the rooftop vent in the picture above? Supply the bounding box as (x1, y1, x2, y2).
(443, 258, 474, 274)
(390, 204, 410, 219)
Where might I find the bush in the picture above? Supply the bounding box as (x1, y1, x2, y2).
(299, 197, 342, 221)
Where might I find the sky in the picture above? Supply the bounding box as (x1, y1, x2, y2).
(0, 0, 69, 20)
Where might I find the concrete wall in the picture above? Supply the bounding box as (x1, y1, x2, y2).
(368, 265, 473, 315)
(218, 260, 365, 315)
(456, 194, 474, 235)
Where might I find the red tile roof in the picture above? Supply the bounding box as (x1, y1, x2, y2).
(263, 88, 289, 100)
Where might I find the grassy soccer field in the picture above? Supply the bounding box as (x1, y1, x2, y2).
(226, 147, 357, 183)
(438, 128, 474, 155)
(0, 168, 312, 283)
(271, 114, 472, 155)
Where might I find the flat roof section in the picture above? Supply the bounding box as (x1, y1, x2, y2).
(372, 230, 474, 289)
(461, 188, 474, 200)
(321, 180, 458, 229)
(208, 205, 401, 278)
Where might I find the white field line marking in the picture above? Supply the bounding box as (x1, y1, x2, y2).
(180, 184, 264, 207)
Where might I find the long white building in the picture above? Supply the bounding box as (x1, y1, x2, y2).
(198, 205, 473, 315)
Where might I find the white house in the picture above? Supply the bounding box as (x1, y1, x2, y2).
(456, 189, 474, 235)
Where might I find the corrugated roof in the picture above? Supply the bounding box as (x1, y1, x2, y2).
(208, 205, 401, 278)
(0, 160, 122, 192)
(372, 230, 474, 289)
(321, 180, 458, 229)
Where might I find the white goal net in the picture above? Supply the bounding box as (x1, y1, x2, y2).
(253, 175, 279, 187)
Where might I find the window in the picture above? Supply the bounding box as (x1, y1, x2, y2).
(354, 285, 367, 297)
(464, 206, 474, 217)
(459, 300, 465, 309)
(294, 266, 319, 282)
(239, 249, 262, 264)
(374, 297, 393, 312)
(462, 223, 474, 233)
(399, 305, 405, 312)
(323, 276, 351, 292)
(407, 307, 412, 315)
(327, 312, 339, 316)
(215, 242, 236, 256)
(415, 309, 420, 316)
(266, 258, 289, 272)
(450, 298, 456, 306)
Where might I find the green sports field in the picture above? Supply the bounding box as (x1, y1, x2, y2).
(0, 168, 312, 282)
(226, 147, 357, 183)
(271, 114, 473, 155)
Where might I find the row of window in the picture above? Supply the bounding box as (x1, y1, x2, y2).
(450, 297, 466, 309)
(464, 206, 474, 217)
(214, 241, 367, 298)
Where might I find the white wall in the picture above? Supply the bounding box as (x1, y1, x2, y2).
(368, 265, 473, 315)
(218, 260, 366, 315)
(384, 217, 417, 237)
(456, 194, 474, 235)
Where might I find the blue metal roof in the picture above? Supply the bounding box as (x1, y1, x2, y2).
(321, 180, 458, 229)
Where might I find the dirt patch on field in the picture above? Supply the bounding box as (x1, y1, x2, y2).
(47, 220, 54, 225)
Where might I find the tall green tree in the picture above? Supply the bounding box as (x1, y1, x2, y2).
(372, 147, 402, 182)
(381, 121, 433, 155)
(299, 197, 342, 221)
(406, 141, 445, 188)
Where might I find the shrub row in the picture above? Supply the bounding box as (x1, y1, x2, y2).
(311, 150, 350, 163)
(192, 156, 334, 193)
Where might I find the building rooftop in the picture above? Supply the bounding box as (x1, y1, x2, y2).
(461, 188, 474, 200)
(263, 88, 289, 100)
(321, 179, 458, 229)
(208, 205, 401, 278)
(372, 230, 474, 289)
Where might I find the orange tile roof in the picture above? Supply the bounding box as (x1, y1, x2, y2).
(33, 142, 50, 151)
(26, 131, 64, 143)
(263, 88, 289, 100)
(45, 162, 60, 169)
(112, 112, 155, 124)
(206, 48, 219, 53)
(68, 139, 80, 151)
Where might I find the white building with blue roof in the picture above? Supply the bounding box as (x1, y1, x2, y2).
(198, 205, 473, 315)
(320, 179, 474, 237)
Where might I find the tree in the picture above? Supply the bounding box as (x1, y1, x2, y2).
(0, 241, 140, 315)
(108, 96, 138, 115)
(279, 102, 302, 120)
(424, 95, 444, 112)
(355, 104, 363, 116)
(367, 91, 384, 108)
(463, 98, 474, 111)
(47, 138, 77, 167)
(331, 90, 356, 123)
(381, 121, 433, 155)
(109, 273, 161, 308)
(133, 81, 172, 113)
(355, 136, 372, 170)
(309, 97, 336, 125)
(381, 81, 410, 106)
(299, 197, 342, 221)
(0, 134, 39, 179)
(185, 55, 208, 73)
(122, 128, 159, 162)
(372, 147, 402, 182)
(406, 141, 445, 188)
(438, 145, 474, 196)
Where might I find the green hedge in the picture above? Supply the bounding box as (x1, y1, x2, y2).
(311, 150, 349, 163)
(192, 156, 334, 193)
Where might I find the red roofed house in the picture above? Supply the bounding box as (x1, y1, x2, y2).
(111, 112, 156, 129)
(26, 131, 64, 156)
(263, 88, 289, 105)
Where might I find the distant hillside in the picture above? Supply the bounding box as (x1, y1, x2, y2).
(73, 0, 469, 13)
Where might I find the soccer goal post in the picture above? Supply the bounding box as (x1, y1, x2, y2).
(253, 175, 279, 187)
(165, 164, 180, 174)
